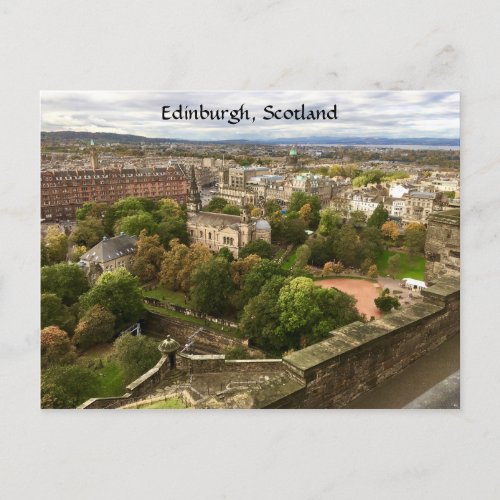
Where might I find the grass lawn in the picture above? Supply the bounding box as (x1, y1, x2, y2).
(282, 248, 298, 270)
(145, 304, 240, 337)
(376, 250, 426, 281)
(143, 285, 192, 308)
(133, 397, 186, 409)
(78, 348, 127, 397)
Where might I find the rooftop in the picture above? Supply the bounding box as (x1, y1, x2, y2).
(80, 233, 137, 264)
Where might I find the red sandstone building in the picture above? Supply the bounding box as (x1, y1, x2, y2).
(41, 150, 188, 221)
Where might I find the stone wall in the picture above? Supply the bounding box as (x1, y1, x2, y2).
(177, 353, 283, 374)
(425, 209, 460, 284)
(143, 311, 245, 354)
(264, 276, 460, 409)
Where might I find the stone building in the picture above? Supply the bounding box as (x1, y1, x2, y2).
(79, 233, 137, 274)
(425, 209, 460, 284)
(186, 165, 271, 258)
(41, 144, 188, 221)
(217, 165, 270, 206)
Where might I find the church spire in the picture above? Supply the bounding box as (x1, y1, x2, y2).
(187, 164, 202, 213)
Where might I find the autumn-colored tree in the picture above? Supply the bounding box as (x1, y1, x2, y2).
(131, 230, 166, 283)
(159, 239, 189, 291)
(298, 203, 312, 225)
(251, 207, 261, 218)
(323, 261, 334, 274)
(230, 254, 261, 287)
(69, 244, 87, 263)
(367, 264, 379, 278)
(43, 226, 69, 264)
(178, 242, 212, 293)
(41, 326, 75, 368)
(381, 220, 400, 241)
(331, 261, 345, 274)
(73, 305, 116, 349)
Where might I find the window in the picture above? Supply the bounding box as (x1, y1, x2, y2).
(208, 232, 212, 240)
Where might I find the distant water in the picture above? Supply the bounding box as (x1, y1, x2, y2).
(329, 144, 460, 151)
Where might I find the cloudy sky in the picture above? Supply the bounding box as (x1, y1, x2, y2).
(41, 91, 459, 141)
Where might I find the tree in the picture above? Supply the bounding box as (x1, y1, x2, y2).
(381, 220, 400, 241)
(298, 203, 312, 226)
(73, 305, 116, 349)
(230, 254, 261, 287)
(318, 208, 341, 236)
(154, 198, 184, 220)
(307, 235, 333, 267)
(76, 202, 108, 221)
(283, 217, 307, 245)
(41, 263, 89, 306)
(387, 254, 401, 277)
(159, 239, 189, 291)
(348, 210, 367, 228)
(69, 244, 87, 263)
(221, 204, 240, 215)
(360, 226, 385, 263)
(375, 288, 401, 312)
(239, 276, 287, 355)
(277, 277, 360, 349)
(131, 230, 166, 283)
(405, 222, 426, 255)
(43, 226, 69, 264)
(289, 193, 321, 229)
(239, 239, 272, 260)
(70, 217, 105, 248)
(41, 293, 76, 334)
(178, 243, 212, 293)
(79, 268, 144, 330)
(41, 326, 75, 368)
(41, 364, 99, 408)
(114, 333, 162, 383)
(217, 247, 235, 262)
(205, 197, 228, 213)
(191, 257, 235, 315)
(157, 217, 188, 248)
(251, 207, 261, 218)
(332, 225, 361, 268)
(293, 244, 311, 271)
(367, 264, 379, 278)
(240, 259, 287, 308)
(331, 261, 344, 274)
(367, 203, 389, 229)
(323, 261, 334, 274)
(114, 211, 158, 237)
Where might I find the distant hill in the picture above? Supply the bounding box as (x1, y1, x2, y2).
(41, 131, 459, 147)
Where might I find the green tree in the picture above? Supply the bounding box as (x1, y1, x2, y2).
(277, 277, 361, 350)
(114, 333, 162, 383)
(41, 326, 75, 368)
(288, 193, 321, 229)
(43, 226, 69, 264)
(41, 263, 89, 305)
(293, 244, 311, 271)
(157, 217, 189, 248)
(348, 210, 367, 228)
(283, 217, 307, 245)
(332, 225, 361, 267)
(230, 254, 261, 288)
(73, 305, 116, 349)
(318, 208, 341, 236)
(70, 217, 105, 248)
(114, 211, 158, 237)
(405, 222, 426, 255)
(41, 293, 76, 334)
(79, 268, 144, 330)
(191, 257, 235, 315)
(41, 364, 99, 408)
(360, 226, 385, 263)
(239, 276, 287, 355)
(205, 197, 228, 213)
(217, 247, 235, 262)
(307, 235, 333, 267)
(367, 203, 389, 228)
(239, 239, 273, 259)
(375, 288, 401, 312)
(240, 259, 287, 307)
(221, 204, 240, 215)
(76, 202, 108, 221)
(387, 254, 401, 277)
(131, 230, 166, 283)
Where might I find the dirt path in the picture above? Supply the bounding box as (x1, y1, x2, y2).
(315, 278, 383, 319)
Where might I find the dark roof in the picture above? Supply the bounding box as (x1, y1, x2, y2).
(189, 211, 242, 229)
(409, 191, 436, 199)
(81, 234, 137, 263)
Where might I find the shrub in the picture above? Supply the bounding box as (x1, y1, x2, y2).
(41, 326, 75, 368)
(73, 305, 116, 349)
